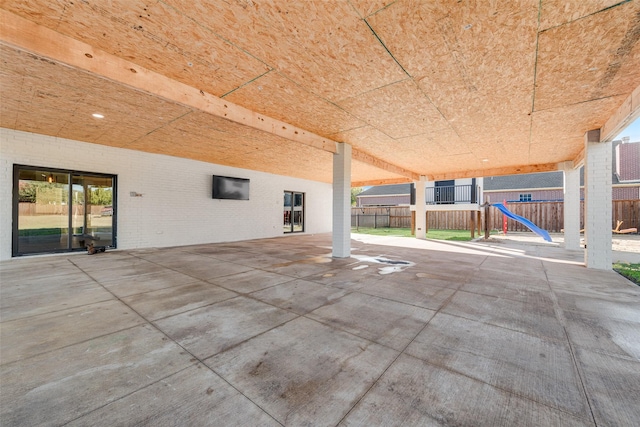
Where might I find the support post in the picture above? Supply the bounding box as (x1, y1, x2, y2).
(583, 130, 612, 269)
(562, 164, 581, 250)
(484, 203, 491, 239)
(415, 176, 427, 239)
(332, 143, 351, 258)
(425, 211, 429, 234)
(471, 210, 475, 239)
(502, 199, 508, 235)
(411, 211, 416, 235)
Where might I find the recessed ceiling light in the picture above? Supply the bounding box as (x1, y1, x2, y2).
(92, 113, 104, 119)
(482, 159, 489, 162)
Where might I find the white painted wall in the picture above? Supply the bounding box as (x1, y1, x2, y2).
(0, 128, 333, 260)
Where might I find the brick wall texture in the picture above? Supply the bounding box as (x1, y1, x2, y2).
(0, 128, 332, 260)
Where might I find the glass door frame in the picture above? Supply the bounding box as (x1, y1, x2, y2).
(12, 164, 118, 257)
(283, 190, 305, 234)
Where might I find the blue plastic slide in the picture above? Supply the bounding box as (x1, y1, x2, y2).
(492, 203, 552, 242)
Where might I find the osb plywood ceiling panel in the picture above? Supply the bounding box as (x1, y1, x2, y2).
(535, 1, 640, 111)
(224, 70, 366, 136)
(1, 0, 640, 184)
(0, 45, 335, 183)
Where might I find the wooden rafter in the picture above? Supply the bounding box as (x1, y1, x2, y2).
(352, 177, 411, 187)
(600, 84, 640, 143)
(0, 9, 421, 181)
(0, 10, 336, 153)
(351, 149, 420, 181)
(429, 163, 561, 181)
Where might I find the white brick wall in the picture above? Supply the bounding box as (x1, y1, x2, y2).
(584, 136, 612, 269)
(332, 143, 351, 258)
(563, 166, 581, 250)
(0, 128, 332, 260)
(414, 177, 426, 239)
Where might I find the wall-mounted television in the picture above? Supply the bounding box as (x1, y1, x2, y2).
(212, 175, 250, 200)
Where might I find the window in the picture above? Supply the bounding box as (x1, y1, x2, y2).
(519, 193, 532, 202)
(13, 165, 117, 256)
(283, 191, 304, 233)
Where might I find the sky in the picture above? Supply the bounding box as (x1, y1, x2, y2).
(615, 116, 640, 142)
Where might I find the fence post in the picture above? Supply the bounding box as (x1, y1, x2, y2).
(502, 199, 508, 235)
(411, 211, 416, 235)
(374, 212, 377, 229)
(425, 211, 429, 234)
(470, 211, 475, 239)
(484, 202, 490, 239)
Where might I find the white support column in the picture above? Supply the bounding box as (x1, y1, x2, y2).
(583, 129, 612, 269)
(332, 142, 352, 258)
(415, 176, 427, 239)
(562, 164, 581, 250)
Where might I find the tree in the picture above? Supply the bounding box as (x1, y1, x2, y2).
(18, 182, 36, 203)
(89, 187, 113, 206)
(351, 187, 362, 206)
(18, 181, 68, 204)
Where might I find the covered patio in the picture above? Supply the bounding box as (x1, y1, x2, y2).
(2, 2, 640, 425)
(2, 1, 640, 266)
(1, 234, 638, 426)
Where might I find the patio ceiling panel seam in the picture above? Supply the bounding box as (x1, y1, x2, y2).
(1, 9, 426, 181)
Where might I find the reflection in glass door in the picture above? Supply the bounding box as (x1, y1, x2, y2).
(13, 165, 116, 256)
(15, 169, 70, 254)
(283, 191, 304, 233)
(71, 175, 115, 250)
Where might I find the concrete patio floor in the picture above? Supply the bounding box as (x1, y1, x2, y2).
(1, 233, 639, 426)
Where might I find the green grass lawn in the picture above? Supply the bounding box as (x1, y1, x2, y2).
(613, 262, 640, 285)
(351, 227, 475, 241)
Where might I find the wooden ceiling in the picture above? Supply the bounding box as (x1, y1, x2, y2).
(1, 0, 639, 185)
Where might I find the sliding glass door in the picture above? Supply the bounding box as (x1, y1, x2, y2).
(283, 191, 304, 233)
(14, 169, 70, 254)
(71, 175, 115, 250)
(13, 165, 116, 256)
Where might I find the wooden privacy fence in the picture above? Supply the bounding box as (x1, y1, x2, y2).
(352, 200, 639, 232)
(490, 202, 564, 232)
(18, 203, 107, 216)
(490, 200, 639, 232)
(351, 207, 411, 228)
(351, 207, 479, 231)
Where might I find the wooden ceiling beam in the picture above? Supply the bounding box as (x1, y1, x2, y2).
(0, 10, 423, 182)
(0, 10, 336, 151)
(572, 147, 586, 168)
(351, 177, 411, 187)
(352, 149, 420, 181)
(430, 163, 561, 181)
(600, 84, 640, 143)
(574, 85, 640, 165)
(4, 9, 581, 185)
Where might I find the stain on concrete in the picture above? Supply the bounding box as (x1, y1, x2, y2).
(349, 254, 415, 275)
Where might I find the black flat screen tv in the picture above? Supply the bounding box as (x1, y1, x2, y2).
(212, 175, 250, 200)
